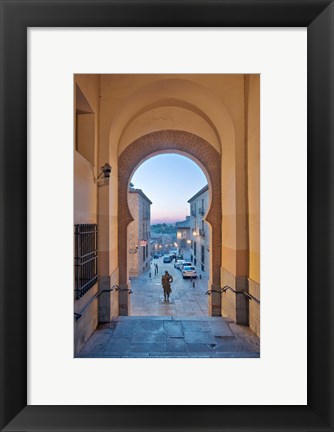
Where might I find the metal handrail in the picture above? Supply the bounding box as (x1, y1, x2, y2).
(74, 284, 132, 321)
(206, 285, 260, 305)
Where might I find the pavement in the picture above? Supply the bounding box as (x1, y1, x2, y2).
(129, 258, 209, 316)
(77, 258, 260, 358)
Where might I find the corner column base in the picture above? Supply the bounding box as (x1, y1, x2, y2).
(118, 283, 130, 316)
(221, 268, 249, 325)
(208, 281, 222, 317)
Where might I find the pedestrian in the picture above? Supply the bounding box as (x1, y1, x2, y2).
(161, 270, 173, 302)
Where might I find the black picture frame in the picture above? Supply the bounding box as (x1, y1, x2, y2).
(1, 1, 333, 431)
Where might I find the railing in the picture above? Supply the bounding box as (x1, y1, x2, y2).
(206, 285, 260, 304)
(74, 224, 98, 299)
(74, 284, 132, 321)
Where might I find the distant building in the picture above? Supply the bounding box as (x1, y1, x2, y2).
(188, 185, 210, 275)
(175, 216, 191, 255)
(128, 188, 152, 277)
(150, 232, 163, 255)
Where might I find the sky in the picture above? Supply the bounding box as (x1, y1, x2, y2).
(131, 154, 207, 224)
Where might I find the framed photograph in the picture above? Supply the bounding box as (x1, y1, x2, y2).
(1, 1, 333, 431)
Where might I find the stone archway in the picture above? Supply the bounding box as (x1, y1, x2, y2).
(118, 130, 222, 316)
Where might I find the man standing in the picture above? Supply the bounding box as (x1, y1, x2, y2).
(161, 270, 173, 302)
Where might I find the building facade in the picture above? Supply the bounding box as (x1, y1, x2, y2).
(128, 188, 152, 277)
(188, 185, 210, 276)
(175, 216, 191, 256)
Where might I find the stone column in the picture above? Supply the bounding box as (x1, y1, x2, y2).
(97, 179, 118, 322)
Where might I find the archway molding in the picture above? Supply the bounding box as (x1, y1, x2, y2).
(108, 78, 236, 157)
(118, 129, 222, 316)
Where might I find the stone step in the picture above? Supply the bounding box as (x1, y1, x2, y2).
(115, 315, 230, 322)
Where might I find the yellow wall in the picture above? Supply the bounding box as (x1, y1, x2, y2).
(245, 75, 260, 284)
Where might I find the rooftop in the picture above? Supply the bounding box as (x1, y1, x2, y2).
(129, 188, 152, 204)
(187, 184, 209, 203)
(175, 216, 191, 229)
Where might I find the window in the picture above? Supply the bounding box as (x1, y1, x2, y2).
(194, 241, 197, 256)
(201, 245, 205, 264)
(74, 224, 98, 299)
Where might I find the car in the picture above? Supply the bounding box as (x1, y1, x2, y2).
(180, 261, 192, 271)
(174, 259, 185, 269)
(163, 256, 172, 263)
(182, 266, 197, 279)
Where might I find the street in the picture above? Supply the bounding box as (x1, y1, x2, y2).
(130, 258, 209, 316)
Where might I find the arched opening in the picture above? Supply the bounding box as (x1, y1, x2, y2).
(127, 153, 211, 317)
(118, 130, 222, 317)
(73, 73, 260, 359)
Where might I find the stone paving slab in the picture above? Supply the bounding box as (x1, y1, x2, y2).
(184, 331, 216, 344)
(208, 321, 234, 337)
(77, 316, 260, 358)
(164, 321, 184, 337)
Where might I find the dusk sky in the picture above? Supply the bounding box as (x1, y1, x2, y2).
(131, 154, 207, 224)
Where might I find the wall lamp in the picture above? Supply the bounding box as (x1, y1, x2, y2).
(97, 163, 112, 180)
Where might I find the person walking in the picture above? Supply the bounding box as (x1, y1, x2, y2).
(161, 270, 173, 302)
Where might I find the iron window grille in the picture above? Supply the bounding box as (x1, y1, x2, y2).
(74, 224, 98, 299)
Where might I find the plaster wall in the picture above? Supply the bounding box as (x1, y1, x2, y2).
(119, 106, 220, 154)
(74, 75, 100, 355)
(245, 75, 260, 284)
(245, 75, 260, 336)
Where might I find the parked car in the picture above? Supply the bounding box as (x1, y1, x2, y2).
(163, 255, 172, 263)
(174, 259, 185, 269)
(180, 261, 192, 271)
(182, 266, 198, 279)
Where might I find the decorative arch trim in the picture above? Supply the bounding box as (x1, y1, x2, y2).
(118, 130, 222, 316)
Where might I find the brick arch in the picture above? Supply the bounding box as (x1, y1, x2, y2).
(118, 130, 222, 316)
